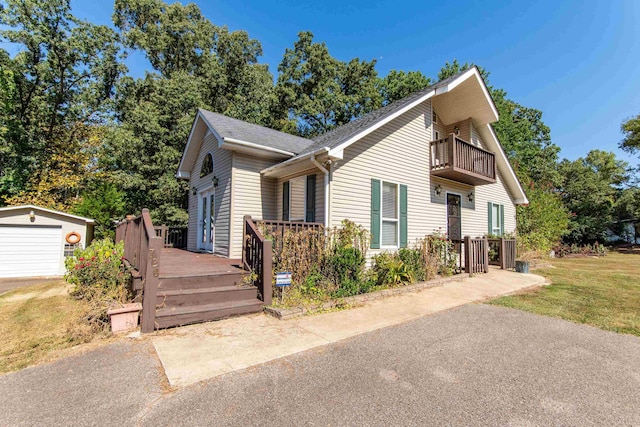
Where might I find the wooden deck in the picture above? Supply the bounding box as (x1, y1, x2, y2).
(159, 248, 243, 278)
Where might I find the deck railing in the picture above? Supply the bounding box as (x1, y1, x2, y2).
(488, 237, 517, 270)
(254, 219, 324, 260)
(430, 134, 496, 185)
(242, 216, 272, 305)
(154, 226, 188, 249)
(115, 209, 162, 333)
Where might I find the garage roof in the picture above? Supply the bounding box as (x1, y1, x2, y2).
(0, 205, 95, 224)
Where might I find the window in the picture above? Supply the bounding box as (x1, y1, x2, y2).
(371, 179, 407, 249)
(200, 153, 213, 177)
(434, 130, 440, 140)
(488, 202, 504, 236)
(64, 243, 81, 257)
(382, 182, 398, 246)
(432, 109, 438, 124)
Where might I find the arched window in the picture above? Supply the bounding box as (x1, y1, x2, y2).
(200, 153, 213, 177)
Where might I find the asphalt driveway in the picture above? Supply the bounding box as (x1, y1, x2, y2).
(2, 304, 639, 426)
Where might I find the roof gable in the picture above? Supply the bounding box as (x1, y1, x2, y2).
(0, 205, 95, 223)
(177, 109, 314, 178)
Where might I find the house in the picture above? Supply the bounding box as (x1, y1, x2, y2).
(0, 205, 94, 278)
(177, 67, 528, 260)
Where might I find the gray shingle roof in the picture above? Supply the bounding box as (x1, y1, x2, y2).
(295, 69, 469, 157)
(199, 109, 314, 155)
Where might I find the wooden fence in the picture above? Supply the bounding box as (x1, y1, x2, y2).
(242, 216, 272, 305)
(115, 209, 163, 333)
(487, 237, 517, 270)
(464, 236, 489, 274)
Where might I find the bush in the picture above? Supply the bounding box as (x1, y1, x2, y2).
(398, 248, 425, 282)
(64, 238, 132, 332)
(372, 252, 413, 287)
(326, 246, 365, 285)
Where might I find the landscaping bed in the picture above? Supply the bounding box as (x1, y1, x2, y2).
(265, 274, 466, 319)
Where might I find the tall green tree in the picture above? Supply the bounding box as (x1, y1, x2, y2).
(559, 150, 629, 244)
(378, 70, 431, 106)
(0, 0, 125, 207)
(620, 114, 640, 158)
(274, 31, 381, 137)
(108, 0, 275, 225)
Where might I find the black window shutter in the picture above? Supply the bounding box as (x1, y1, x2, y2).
(282, 181, 290, 221)
(305, 175, 316, 222)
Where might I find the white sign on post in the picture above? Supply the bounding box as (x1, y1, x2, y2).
(275, 272, 292, 287)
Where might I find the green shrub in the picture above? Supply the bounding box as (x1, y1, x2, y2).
(372, 252, 414, 287)
(64, 238, 132, 331)
(398, 248, 425, 282)
(326, 246, 365, 286)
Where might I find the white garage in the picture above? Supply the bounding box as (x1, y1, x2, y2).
(0, 205, 95, 278)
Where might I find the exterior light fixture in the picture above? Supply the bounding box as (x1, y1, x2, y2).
(435, 184, 442, 196)
(29, 210, 35, 220)
(192, 186, 197, 196)
(468, 192, 474, 202)
(212, 175, 219, 188)
(454, 126, 460, 136)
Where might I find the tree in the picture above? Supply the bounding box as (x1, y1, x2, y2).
(109, 0, 275, 225)
(0, 0, 125, 207)
(378, 70, 431, 106)
(516, 179, 569, 252)
(620, 114, 640, 158)
(274, 31, 381, 137)
(559, 150, 629, 244)
(73, 181, 126, 239)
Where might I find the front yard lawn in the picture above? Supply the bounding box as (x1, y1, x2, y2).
(490, 250, 640, 337)
(0, 280, 111, 374)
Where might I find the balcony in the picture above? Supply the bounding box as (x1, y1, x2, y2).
(430, 134, 496, 186)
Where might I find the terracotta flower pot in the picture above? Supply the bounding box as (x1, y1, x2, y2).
(107, 303, 142, 333)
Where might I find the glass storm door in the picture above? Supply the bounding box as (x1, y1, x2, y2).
(447, 193, 462, 241)
(197, 190, 215, 252)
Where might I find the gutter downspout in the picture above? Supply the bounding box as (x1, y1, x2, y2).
(311, 154, 330, 230)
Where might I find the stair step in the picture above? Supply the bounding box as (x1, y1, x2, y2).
(157, 285, 258, 308)
(158, 272, 245, 290)
(155, 299, 263, 329)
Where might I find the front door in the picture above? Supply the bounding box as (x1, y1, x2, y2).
(447, 193, 462, 241)
(197, 189, 215, 252)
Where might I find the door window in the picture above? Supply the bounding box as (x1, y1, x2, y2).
(447, 193, 462, 240)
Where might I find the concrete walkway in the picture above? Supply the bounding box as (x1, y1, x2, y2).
(152, 269, 546, 387)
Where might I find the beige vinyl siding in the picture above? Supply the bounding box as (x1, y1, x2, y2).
(330, 98, 517, 261)
(289, 176, 306, 221)
(276, 169, 325, 224)
(331, 100, 433, 260)
(433, 107, 446, 140)
(230, 153, 278, 259)
(445, 117, 472, 142)
(187, 132, 232, 256)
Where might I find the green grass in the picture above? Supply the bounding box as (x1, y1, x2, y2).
(490, 250, 640, 337)
(0, 281, 110, 374)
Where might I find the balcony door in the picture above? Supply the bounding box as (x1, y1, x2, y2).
(197, 189, 215, 252)
(447, 193, 462, 241)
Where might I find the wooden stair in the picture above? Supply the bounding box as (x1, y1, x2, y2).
(155, 271, 263, 329)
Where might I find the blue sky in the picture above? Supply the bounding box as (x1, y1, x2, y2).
(30, 1, 640, 166)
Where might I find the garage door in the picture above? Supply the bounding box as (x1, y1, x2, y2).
(0, 225, 63, 278)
